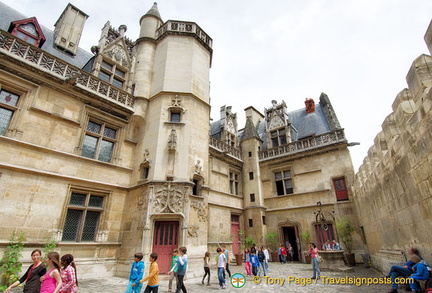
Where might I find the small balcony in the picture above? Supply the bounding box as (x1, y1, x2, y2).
(209, 136, 242, 160)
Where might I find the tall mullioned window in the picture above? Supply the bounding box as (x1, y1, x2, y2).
(62, 191, 105, 242)
(229, 172, 239, 195)
(82, 121, 117, 163)
(270, 128, 287, 147)
(0, 89, 20, 136)
(275, 170, 293, 195)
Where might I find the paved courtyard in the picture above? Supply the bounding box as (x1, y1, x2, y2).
(31, 262, 397, 292)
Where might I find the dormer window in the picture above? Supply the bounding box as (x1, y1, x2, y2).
(270, 128, 287, 147)
(98, 61, 126, 89)
(8, 17, 46, 48)
(227, 133, 236, 147)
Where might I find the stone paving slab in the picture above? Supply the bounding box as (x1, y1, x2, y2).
(8, 262, 395, 292)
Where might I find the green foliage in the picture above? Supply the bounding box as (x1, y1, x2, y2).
(336, 218, 355, 253)
(238, 230, 246, 250)
(245, 235, 255, 248)
(265, 232, 278, 251)
(42, 240, 57, 265)
(299, 230, 311, 243)
(0, 232, 26, 289)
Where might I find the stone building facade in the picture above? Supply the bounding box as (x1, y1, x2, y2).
(0, 2, 359, 279)
(352, 19, 432, 272)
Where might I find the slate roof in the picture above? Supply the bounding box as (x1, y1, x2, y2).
(145, 2, 163, 21)
(0, 1, 93, 69)
(211, 101, 333, 150)
(288, 103, 330, 140)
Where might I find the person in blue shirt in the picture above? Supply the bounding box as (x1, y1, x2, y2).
(387, 247, 422, 293)
(126, 252, 145, 293)
(408, 262, 430, 292)
(168, 246, 188, 293)
(250, 251, 260, 276)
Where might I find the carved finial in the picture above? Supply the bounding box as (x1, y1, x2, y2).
(172, 95, 181, 107)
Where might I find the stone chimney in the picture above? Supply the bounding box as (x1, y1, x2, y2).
(118, 25, 127, 36)
(305, 98, 315, 113)
(54, 3, 88, 55)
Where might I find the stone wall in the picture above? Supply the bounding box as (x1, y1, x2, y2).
(352, 19, 432, 272)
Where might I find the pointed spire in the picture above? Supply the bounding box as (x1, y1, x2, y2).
(145, 2, 162, 21)
(241, 116, 261, 141)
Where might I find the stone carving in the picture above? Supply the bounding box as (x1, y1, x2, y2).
(194, 159, 203, 175)
(153, 182, 186, 214)
(268, 112, 285, 130)
(172, 95, 181, 107)
(188, 225, 199, 238)
(168, 129, 177, 150)
(143, 149, 150, 163)
(191, 199, 208, 222)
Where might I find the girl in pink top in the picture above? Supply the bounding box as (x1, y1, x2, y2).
(59, 254, 77, 293)
(40, 252, 62, 293)
(308, 243, 320, 279)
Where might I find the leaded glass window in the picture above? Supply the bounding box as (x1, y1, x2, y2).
(62, 191, 105, 242)
(0, 89, 20, 135)
(82, 120, 117, 163)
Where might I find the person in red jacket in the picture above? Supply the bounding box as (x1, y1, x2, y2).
(280, 245, 288, 263)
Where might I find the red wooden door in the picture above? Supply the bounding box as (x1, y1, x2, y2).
(231, 215, 240, 255)
(153, 221, 179, 274)
(333, 178, 349, 201)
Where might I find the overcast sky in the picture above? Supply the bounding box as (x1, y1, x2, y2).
(2, 0, 432, 172)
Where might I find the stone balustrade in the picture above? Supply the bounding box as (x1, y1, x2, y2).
(209, 136, 242, 160)
(258, 129, 346, 160)
(156, 20, 213, 49)
(0, 30, 135, 110)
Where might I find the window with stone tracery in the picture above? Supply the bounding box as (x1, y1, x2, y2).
(98, 60, 126, 89)
(270, 128, 287, 148)
(62, 190, 107, 242)
(226, 133, 236, 147)
(81, 120, 117, 163)
(0, 89, 20, 136)
(229, 171, 239, 195)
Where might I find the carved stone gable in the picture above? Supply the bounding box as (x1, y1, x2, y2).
(104, 43, 129, 67)
(268, 112, 285, 130)
(226, 117, 235, 134)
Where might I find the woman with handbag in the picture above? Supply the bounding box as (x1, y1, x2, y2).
(308, 243, 321, 280)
